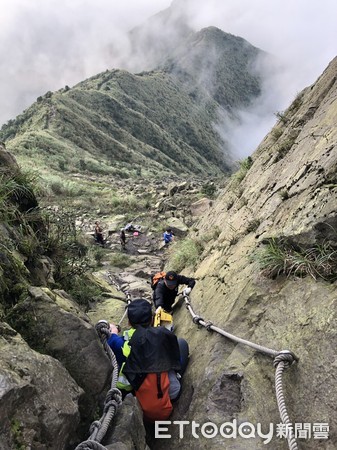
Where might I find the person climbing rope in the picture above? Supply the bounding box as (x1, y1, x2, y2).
(153, 271, 196, 313)
(107, 299, 189, 421)
(94, 221, 104, 246)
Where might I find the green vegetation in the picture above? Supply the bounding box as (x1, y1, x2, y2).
(1, 69, 231, 180)
(63, 275, 104, 310)
(0, 168, 39, 219)
(279, 189, 289, 200)
(109, 252, 134, 268)
(253, 237, 337, 281)
(230, 157, 253, 192)
(0, 27, 266, 182)
(271, 127, 283, 142)
(246, 219, 260, 234)
(166, 238, 204, 272)
(10, 418, 25, 450)
(201, 181, 217, 199)
(0, 164, 104, 315)
(274, 110, 288, 125)
(274, 137, 296, 162)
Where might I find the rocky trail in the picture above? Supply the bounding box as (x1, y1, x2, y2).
(86, 227, 169, 328)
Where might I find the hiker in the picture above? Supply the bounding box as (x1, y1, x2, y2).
(120, 229, 126, 249)
(107, 299, 189, 421)
(163, 228, 174, 246)
(153, 271, 196, 313)
(124, 223, 135, 232)
(94, 221, 104, 246)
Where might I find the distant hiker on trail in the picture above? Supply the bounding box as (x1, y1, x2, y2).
(163, 228, 174, 246)
(124, 223, 142, 233)
(107, 299, 189, 421)
(120, 229, 126, 249)
(94, 221, 104, 246)
(153, 271, 196, 313)
(124, 223, 135, 232)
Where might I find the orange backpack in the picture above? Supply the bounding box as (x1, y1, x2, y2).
(135, 372, 173, 422)
(150, 271, 166, 290)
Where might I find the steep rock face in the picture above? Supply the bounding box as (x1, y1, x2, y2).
(0, 142, 19, 169)
(102, 394, 149, 450)
(166, 57, 337, 449)
(0, 322, 82, 450)
(7, 287, 112, 426)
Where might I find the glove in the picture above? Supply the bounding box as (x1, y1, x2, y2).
(155, 306, 162, 314)
(183, 287, 191, 296)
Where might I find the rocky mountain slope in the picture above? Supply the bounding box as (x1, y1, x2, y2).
(0, 56, 336, 449)
(167, 56, 337, 449)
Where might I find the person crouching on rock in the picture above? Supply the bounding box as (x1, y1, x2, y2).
(107, 299, 189, 421)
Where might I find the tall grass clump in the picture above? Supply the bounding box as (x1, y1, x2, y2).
(230, 157, 253, 192)
(109, 252, 134, 268)
(41, 207, 89, 282)
(0, 168, 39, 210)
(254, 237, 337, 281)
(167, 238, 204, 272)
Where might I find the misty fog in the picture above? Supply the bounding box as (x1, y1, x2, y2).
(1, 0, 336, 158)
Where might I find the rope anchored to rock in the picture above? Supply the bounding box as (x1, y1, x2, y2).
(183, 293, 299, 450)
(74, 321, 122, 450)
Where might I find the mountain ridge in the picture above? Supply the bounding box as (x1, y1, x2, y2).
(1, 26, 266, 179)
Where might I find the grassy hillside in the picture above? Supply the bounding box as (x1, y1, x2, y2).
(162, 27, 263, 110)
(1, 69, 229, 177)
(0, 26, 266, 185)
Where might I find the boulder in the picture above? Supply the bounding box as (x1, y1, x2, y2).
(190, 197, 213, 217)
(166, 217, 189, 236)
(103, 394, 149, 449)
(0, 322, 82, 450)
(0, 142, 19, 170)
(7, 287, 112, 426)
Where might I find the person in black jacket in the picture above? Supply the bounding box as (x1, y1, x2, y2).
(153, 271, 196, 313)
(107, 299, 189, 414)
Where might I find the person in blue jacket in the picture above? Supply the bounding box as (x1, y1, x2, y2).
(163, 228, 174, 245)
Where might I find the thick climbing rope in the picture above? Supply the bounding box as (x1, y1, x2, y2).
(274, 353, 299, 450)
(183, 294, 299, 450)
(74, 321, 122, 450)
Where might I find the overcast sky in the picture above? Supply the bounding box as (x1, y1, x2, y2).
(1, 0, 336, 155)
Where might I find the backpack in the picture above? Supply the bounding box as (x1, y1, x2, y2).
(123, 327, 181, 422)
(150, 271, 166, 290)
(135, 372, 172, 422)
